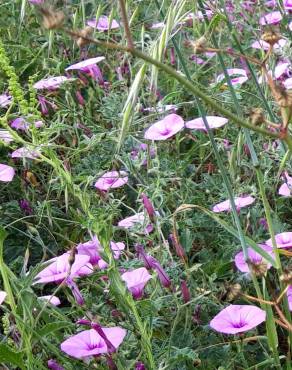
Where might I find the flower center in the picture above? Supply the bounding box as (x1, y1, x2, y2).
(159, 126, 171, 135)
(232, 319, 247, 328)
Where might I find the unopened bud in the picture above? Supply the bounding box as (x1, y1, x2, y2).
(180, 280, 191, 303)
(141, 193, 155, 222)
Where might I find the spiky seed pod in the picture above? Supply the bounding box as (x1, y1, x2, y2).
(261, 26, 282, 46)
(249, 108, 265, 126)
(249, 260, 268, 277)
(40, 7, 64, 30)
(280, 268, 292, 285)
(76, 27, 93, 48)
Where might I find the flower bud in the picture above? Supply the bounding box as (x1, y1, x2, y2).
(141, 193, 155, 222)
(48, 359, 64, 370)
(180, 280, 191, 303)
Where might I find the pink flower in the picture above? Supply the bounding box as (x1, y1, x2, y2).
(0, 291, 7, 305)
(284, 0, 292, 10)
(234, 245, 274, 273)
(144, 113, 184, 140)
(87, 16, 120, 31)
(186, 116, 228, 131)
(0, 164, 15, 182)
(11, 147, 40, 159)
(10, 117, 43, 131)
(33, 76, 73, 90)
(287, 286, 292, 311)
(210, 305, 266, 334)
(29, 0, 45, 4)
(0, 130, 13, 144)
(94, 171, 128, 191)
(284, 77, 292, 90)
(34, 253, 93, 284)
(265, 232, 292, 249)
(0, 93, 12, 108)
(212, 196, 255, 213)
(38, 295, 61, 306)
(259, 11, 282, 25)
(110, 241, 125, 259)
(279, 172, 292, 196)
(121, 267, 152, 299)
(66, 57, 105, 72)
(150, 22, 165, 29)
(60, 327, 126, 358)
(251, 39, 286, 51)
(216, 68, 248, 86)
(118, 212, 145, 228)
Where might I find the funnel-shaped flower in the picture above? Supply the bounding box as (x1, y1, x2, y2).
(260, 11, 282, 25)
(0, 93, 12, 108)
(265, 232, 292, 249)
(11, 147, 40, 159)
(216, 68, 248, 86)
(87, 16, 120, 31)
(35, 253, 93, 284)
(33, 76, 73, 90)
(0, 291, 7, 305)
(61, 327, 126, 359)
(251, 39, 286, 51)
(0, 164, 15, 182)
(144, 114, 184, 141)
(118, 212, 145, 228)
(234, 245, 274, 273)
(66, 57, 105, 72)
(212, 195, 255, 213)
(279, 172, 292, 197)
(94, 171, 128, 191)
(186, 116, 228, 131)
(121, 267, 151, 299)
(210, 305, 266, 334)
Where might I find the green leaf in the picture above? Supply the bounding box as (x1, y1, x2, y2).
(37, 321, 73, 338)
(0, 344, 25, 369)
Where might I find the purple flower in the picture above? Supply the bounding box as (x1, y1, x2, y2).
(47, 359, 64, 370)
(278, 172, 292, 197)
(0, 130, 13, 144)
(265, 232, 292, 249)
(0, 93, 12, 108)
(19, 199, 33, 215)
(210, 305, 266, 334)
(259, 11, 282, 25)
(251, 39, 286, 51)
(186, 116, 228, 131)
(87, 16, 120, 31)
(0, 164, 15, 182)
(66, 277, 84, 305)
(10, 117, 43, 131)
(0, 291, 7, 305)
(284, 0, 292, 10)
(135, 362, 146, 370)
(216, 68, 248, 86)
(94, 171, 128, 191)
(66, 57, 105, 84)
(234, 245, 274, 273)
(33, 76, 73, 90)
(38, 295, 61, 306)
(118, 212, 145, 228)
(144, 114, 184, 141)
(34, 253, 93, 284)
(212, 195, 255, 213)
(60, 327, 126, 359)
(11, 147, 40, 159)
(284, 77, 292, 90)
(287, 286, 292, 311)
(121, 267, 152, 299)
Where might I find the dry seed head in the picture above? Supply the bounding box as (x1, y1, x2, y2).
(280, 268, 292, 285)
(185, 37, 207, 54)
(249, 108, 265, 126)
(40, 7, 65, 30)
(261, 26, 282, 46)
(226, 283, 242, 301)
(249, 260, 268, 277)
(76, 27, 93, 48)
(274, 85, 292, 108)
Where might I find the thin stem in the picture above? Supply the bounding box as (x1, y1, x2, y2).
(118, 0, 134, 49)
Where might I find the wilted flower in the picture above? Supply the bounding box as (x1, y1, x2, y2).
(0, 164, 15, 182)
(0, 93, 12, 108)
(144, 113, 184, 141)
(33, 76, 72, 90)
(210, 305, 266, 334)
(19, 199, 33, 215)
(135, 362, 146, 370)
(47, 359, 64, 370)
(121, 267, 152, 299)
(87, 15, 120, 31)
(94, 171, 128, 191)
(212, 195, 255, 213)
(265, 232, 292, 249)
(0, 291, 7, 305)
(10, 117, 43, 131)
(185, 116, 228, 131)
(216, 68, 248, 86)
(0, 130, 13, 144)
(278, 172, 292, 196)
(11, 147, 40, 159)
(38, 295, 61, 306)
(60, 327, 126, 359)
(259, 11, 282, 25)
(234, 245, 274, 274)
